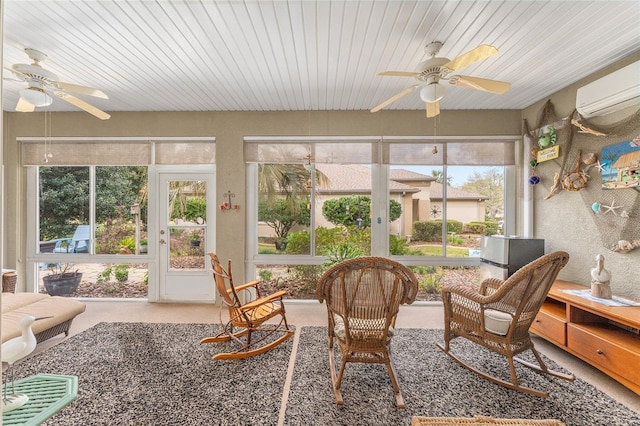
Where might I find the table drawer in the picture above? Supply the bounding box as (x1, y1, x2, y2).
(567, 323, 640, 386)
(530, 310, 566, 346)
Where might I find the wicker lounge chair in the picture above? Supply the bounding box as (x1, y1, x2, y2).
(317, 256, 418, 408)
(437, 251, 574, 397)
(200, 253, 294, 360)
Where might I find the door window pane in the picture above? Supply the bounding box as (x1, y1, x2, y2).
(166, 180, 207, 270)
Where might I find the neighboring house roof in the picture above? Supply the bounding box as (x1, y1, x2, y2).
(389, 169, 437, 185)
(428, 182, 488, 200)
(315, 164, 487, 200)
(316, 164, 419, 194)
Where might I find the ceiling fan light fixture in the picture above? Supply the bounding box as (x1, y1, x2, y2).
(420, 83, 446, 103)
(20, 87, 53, 107)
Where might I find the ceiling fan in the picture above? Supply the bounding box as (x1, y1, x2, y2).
(6, 48, 110, 120)
(371, 42, 511, 118)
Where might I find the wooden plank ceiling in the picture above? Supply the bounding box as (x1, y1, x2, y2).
(2, 0, 639, 115)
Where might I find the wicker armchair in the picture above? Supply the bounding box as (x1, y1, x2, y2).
(200, 253, 294, 360)
(317, 256, 418, 408)
(437, 251, 574, 397)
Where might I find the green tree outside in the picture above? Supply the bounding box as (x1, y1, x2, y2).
(322, 195, 401, 228)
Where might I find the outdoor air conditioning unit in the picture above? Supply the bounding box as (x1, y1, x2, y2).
(576, 60, 640, 118)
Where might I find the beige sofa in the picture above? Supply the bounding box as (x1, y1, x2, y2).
(2, 292, 86, 344)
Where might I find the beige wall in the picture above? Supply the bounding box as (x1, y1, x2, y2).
(3, 109, 520, 290)
(522, 52, 640, 300)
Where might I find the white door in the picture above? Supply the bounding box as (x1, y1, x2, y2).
(158, 171, 215, 302)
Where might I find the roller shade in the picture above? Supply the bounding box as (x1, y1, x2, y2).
(245, 136, 517, 166)
(20, 137, 215, 165)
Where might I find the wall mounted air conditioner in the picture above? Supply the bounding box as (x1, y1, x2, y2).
(576, 60, 640, 118)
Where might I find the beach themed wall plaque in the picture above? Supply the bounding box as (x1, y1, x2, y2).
(601, 137, 640, 190)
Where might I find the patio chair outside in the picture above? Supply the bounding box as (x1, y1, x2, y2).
(437, 251, 574, 397)
(317, 256, 418, 408)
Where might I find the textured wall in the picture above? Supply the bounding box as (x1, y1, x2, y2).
(522, 53, 640, 300)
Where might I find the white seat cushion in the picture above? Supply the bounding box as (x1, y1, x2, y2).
(483, 309, 513, 336)
(333, 314, 393, 340)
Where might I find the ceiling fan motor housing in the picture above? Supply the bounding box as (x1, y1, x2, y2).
(414, 57, 450, 82)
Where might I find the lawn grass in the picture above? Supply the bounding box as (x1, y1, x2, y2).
(410, 245, 470, 257)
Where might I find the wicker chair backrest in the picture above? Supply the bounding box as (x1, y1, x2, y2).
(318, 256, 418, 342)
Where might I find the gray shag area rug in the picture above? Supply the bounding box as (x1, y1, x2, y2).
(10, 323, 640, 425)
(12, 322, 293, 425)
(284, 327, 640, 426)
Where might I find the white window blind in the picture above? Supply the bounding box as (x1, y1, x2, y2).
(245, 137, 377, 164)
(384, 137, 517, 166)
(245, 136, 517, 166)
(20, 138, 215, 165)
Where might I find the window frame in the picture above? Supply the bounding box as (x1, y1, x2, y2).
(245, 135, 520, 279)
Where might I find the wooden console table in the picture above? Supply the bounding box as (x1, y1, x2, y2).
(530, 280, 640, 395)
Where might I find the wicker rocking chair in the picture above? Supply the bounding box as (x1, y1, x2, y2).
(200, 253, 294, 360)
(437, 251, 574, 397)
(317, 256, 418, 408)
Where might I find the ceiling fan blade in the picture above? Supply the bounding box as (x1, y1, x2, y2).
(4, 67, 26, 81)
(378, 71, 420, 77)
(426, 101, 440, 118)
(370, 84, 419, 113)
(16, 97, 35, 112)
(449, 75, 511, 94)
(57, 82, 109, 99)
(53, 91, 111, 120)
(442, 45, 498, 73)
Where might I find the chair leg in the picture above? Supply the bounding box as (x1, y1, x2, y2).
(514, 347, 575, 382)
(385, 358, 405, 409)
(327, 343, 344, 405)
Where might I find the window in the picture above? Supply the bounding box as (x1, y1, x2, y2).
(23, 137, 215, 297)
(246, 136, 517, 300)
(38, 166, 149, 255)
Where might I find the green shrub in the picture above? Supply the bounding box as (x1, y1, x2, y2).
(389, 234, 421, 255)
(114, 264, 130, 282)
(290, 265, 322, 293)
(416, 266, 445, 293)
(258, 269, 273, 282)
(342, 226, 371, 256)
(322, 196, 402, 228)
(448, 234, 464, 246)
(97, 266, 113, 284)
(96, 220, 138, 254)
(285, 230, 311, 254)
(412, 220, 463, 242)
(98, 264, 130, 283)
(411, 265, 438, 275)
(412, 221, 439, 241)
(315, 227, 347, 254)
(463, 221, 483, 234)
(463, 221, 499, 235)
(185, 197, 206, 222)
(323, 243, 363, 267)
(118, 237, 136, 251)
(484, 221, 499, 235)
